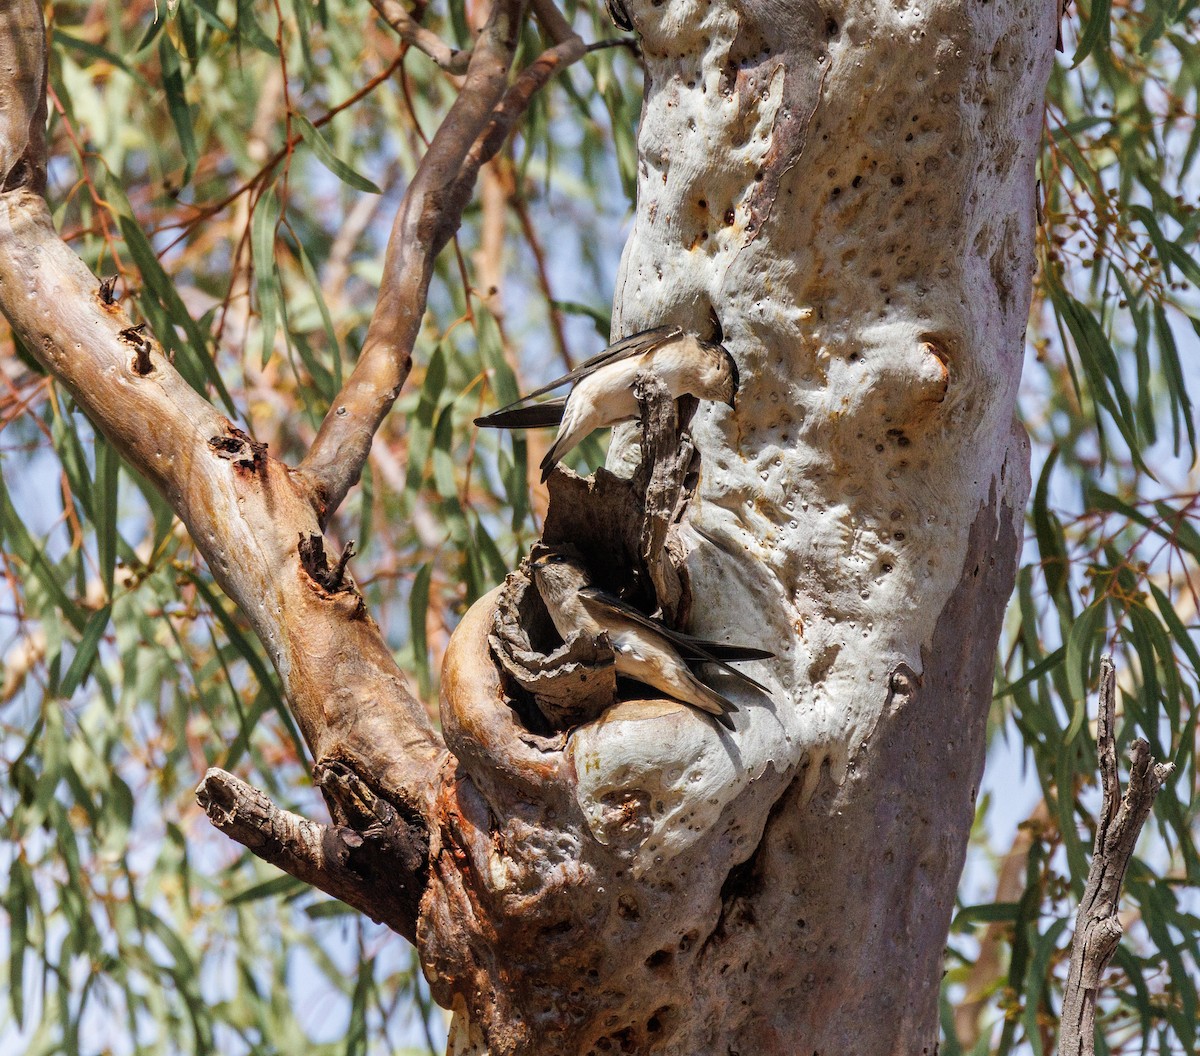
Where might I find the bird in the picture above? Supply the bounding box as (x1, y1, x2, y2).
(474, 326, 739, 482)
(604, 0, 633, 31)
(530, 548, 771, 730)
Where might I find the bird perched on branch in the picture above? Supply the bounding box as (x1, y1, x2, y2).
(530, 548, 770, 729)
(474, 326, 739, 482)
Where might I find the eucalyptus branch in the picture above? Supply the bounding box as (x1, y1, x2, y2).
(1059, 657, 1174, 1056)
(368, 0, 472, 74)
(0, 0, 445, 822)
(300, 0, 587, 521)
(196, 767, 428, 940)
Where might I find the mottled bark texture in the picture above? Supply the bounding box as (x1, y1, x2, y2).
(1, 0, 1058, 1051)
(429, 0, 1056, 1050)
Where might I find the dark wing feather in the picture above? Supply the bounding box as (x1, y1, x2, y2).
(475, 396, 567, 430)
(577, 587, 772, 693)
(676, 637, 774, 661)
(482, 326, 684, 417)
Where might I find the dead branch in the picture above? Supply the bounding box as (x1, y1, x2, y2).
(196, 767, 428, 939)
(1059, 656, 1174, 1056)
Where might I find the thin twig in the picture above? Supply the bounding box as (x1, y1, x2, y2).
(1059, 656, 1174, 1056)
(368, 0, 472, 74)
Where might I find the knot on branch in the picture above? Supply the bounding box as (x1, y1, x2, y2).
(208, 424, 267, 473)
(118, 323, 154, 376)
(298, 533, 357, 595)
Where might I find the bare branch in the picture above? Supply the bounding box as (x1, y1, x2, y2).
(196, 767, 428, 940)
(300, 0, 588, 521)
(368, 0, 472, 74)
(1059, 656, 1175, 1056)
(299, 0, 527, 518)
(0, 0, 445, 821)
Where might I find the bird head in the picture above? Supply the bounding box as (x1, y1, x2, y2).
(697, 339, 739, 408)
(529, 544, 589, 600)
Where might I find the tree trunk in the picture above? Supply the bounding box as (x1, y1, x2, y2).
(427, 0, 1055, 1051)
(0, 0, 1058, 1052)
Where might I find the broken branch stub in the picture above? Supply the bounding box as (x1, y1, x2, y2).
(1059, 657, 1174, 1056)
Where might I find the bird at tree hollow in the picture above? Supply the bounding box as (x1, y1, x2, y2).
(474, 326, 739, 482)
(530, 548, 771, 730)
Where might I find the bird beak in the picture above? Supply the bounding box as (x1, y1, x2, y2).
(727, 354, 740, 409)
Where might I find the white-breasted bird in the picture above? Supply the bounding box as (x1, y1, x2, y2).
(530, 548, 770, 730)
(474, 326, 739, 482)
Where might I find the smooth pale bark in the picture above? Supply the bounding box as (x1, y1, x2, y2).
(429, 0, 1056, 1051)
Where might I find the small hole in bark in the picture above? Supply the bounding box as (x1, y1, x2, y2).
(698, 198, 707, 209)
(831, 187, 841, 198)
(852, 174, 863, 187)
(894, 531, 906, 540)
(646, 949, 672, 969)
(891, 174, 905, 186)
(825, 16, 838, 35)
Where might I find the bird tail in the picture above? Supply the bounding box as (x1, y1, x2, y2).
(679, 671, 738, 730)
(539, 425, 579, 483)
(687, 658, 771, 697)
(475, 397, 567, 431)
(675, 637, 774, 662)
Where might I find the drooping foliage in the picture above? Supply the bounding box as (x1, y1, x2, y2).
(0, 1, 1195, 1053)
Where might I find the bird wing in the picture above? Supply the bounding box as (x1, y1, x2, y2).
(577, 587, 772, 693)
(480, 326, 684, 417)
(474, 396, 567, 430)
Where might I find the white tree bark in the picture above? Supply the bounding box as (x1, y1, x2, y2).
(1, 0, 1059, 1049)
(435, 0, 1056, 1051)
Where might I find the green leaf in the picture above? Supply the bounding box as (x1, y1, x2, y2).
(59, 605, 112, 698)
(110, 181, 235, 413)
(1071, 0, 1112, 66)
(94, 436, 120, 598)
(227, 874, 308, 905)
(410, 561, 434, 700)
(1064, 603, 1105, 744)
(158, 34, 198, 184)
(951, 901, 1021, 929)
(294, 115, 382, 194)
(6, 858, 30, 1026)
(252, 186, 282, 367)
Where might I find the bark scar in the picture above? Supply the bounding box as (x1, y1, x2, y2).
(118, 323, 153, 376)
(207, 424, 267, 472)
